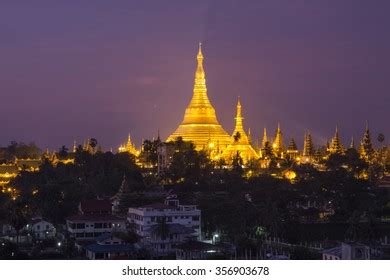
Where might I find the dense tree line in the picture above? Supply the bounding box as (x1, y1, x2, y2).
(1, 138, 389, 259)
(3, 147, 143, 225)
(0, 141, 41, 162)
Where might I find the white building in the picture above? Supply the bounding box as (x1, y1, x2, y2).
(127, 198, 201, 240)
(25, 218, 56, 240)
(322, 242, 372, 260)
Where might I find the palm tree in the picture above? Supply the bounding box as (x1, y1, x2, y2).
(7, 200, 31, 244)
(152, 217, 170, 241)
(58, 145, 68, 159)
(377, 133, 386, 171)
(377, 133, 385, 145)
(151, 217, 170, 255)
(233, 132, 241, 143)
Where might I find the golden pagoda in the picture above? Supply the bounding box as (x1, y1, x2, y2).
(359, 121, 374, 161)
(303, 131, 314, 157)
(166, 43, 231, 150)
(118, 133, 139, 156)
(329, 126, 344, 154)
(261, 127, 268, 148)
(272, 123, 284, 157)
(222, 97, 259, 163)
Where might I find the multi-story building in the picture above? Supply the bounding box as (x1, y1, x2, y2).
(66, 199, 126, 240)
(127, 197, 201, 257)
(127, 198, 201, 240)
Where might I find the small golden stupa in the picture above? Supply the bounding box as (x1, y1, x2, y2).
(222, 97, 259, 163)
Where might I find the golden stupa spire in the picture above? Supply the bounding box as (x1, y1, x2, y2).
(184, 41, 214, 119)
(196, 42, 204, 79)
(233, 96, 245, 137)
(231, 97, 249, 144)
(262, 127, 268, 148)
(222, 97, 259, 162)
(330, 125, 344, 154)
(127, 133, 132, 147)
(166, 43, 231, 149)
(273, 123, 283, 151)
(350, 136, 355, 149)
(248, 128, 252, 144)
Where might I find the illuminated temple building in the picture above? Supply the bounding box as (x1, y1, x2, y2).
(118, 134, 139, 156)
(164, 44, 380, 165)
(166, 43, 231, 150)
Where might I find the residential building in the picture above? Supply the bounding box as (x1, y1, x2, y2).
(66, 199, 126, 240)
(25, 218, 56, 240)
(127, 197, 201, 241)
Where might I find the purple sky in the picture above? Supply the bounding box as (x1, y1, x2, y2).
(1, 0, 389, 151)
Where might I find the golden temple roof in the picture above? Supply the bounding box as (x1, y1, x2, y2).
(166, 43, 231, 149)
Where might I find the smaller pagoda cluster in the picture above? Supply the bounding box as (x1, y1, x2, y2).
(118, 134, 139, 156)
(208, 110, 379, 167)
(271, 122, 378, 165)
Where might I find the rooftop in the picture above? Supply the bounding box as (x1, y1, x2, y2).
(66, 214, 124, 222)
(137, 203, 175, 210)
(85, 243, 135, 253)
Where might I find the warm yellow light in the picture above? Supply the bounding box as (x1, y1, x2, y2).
(166, 44, 231, 149)
(285, 170, 297, 181)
